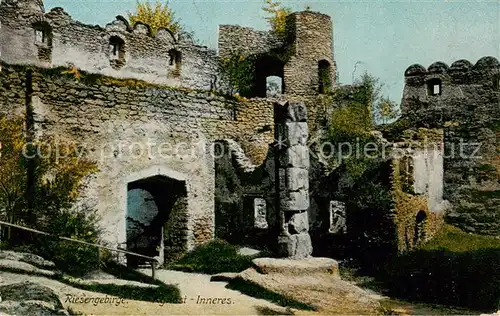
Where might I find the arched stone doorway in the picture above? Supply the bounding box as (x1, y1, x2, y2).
(125, 169, 188, 268)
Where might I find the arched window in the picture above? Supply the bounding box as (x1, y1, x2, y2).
(318, 60, 332, 94)
(266, 76, 283, 97)
(426, 78, 442, 96)
(109, 36, 126, 69)
(168, 49, 182, 77)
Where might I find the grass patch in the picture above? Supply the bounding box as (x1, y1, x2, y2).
(420, 224, 500, 252)
(227, 277, 316, 311)
(379, 225, 500, 312)
(167, 239, 259, 274)
(63, 281, 181, 304)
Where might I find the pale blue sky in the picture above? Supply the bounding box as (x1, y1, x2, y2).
(44, 0, 499, 103)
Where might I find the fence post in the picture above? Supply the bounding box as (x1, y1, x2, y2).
(151, 260, 156, 280)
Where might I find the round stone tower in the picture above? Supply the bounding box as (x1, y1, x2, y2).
(0, 0, 47, 66)
(283, 11, 336, 95)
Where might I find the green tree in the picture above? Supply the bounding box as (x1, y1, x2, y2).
(128, 1, 181, 35)
(0, 114, 98, 241)
(375, 97, 400, 125)
(262, 0, 292, 38)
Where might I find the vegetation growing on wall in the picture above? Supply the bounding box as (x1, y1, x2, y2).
(262, 0, 292, 38)
(128, 0, 181, 35)
(0, 114, 101, 275)
(220, 54, 257, 97)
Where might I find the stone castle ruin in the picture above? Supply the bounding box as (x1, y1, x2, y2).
(0, 0, 498, 266)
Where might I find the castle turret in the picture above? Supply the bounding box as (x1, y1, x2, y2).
(283, 11, 336, 95)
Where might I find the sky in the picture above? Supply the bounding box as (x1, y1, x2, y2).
(43, 0, 499, 103)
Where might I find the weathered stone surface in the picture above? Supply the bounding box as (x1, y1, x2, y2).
(277, 232, 312, 259)
(328, 201, 347, 234)
(0, 251, 56, 270)
(288, 212, 309, 234)
(280, 145, 310, 168)
(252, 257, 339, 276)
(280, 190, 310, 211)
(0, 282, 68, 316)
(286, 168, 309, 191)
(254, 198, 268, 229)
(285, 122, 308, 146)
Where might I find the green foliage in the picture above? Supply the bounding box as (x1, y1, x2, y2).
(379, 225, 500, 311)
(0, 114, 100, 276)
(66, 281, 182, 304)
(30, 206, 102, 276)
(168, 239, 256, 274)
(128, 0, 181, 35)
(375, 97, 400, 125)
(262, 0, 292, 38)
(220, 54, 257, 97)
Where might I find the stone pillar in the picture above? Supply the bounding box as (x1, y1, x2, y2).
(274, 101, 312, 259)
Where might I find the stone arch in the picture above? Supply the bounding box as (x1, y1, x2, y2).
(124, 166, 189, 267)
(318, 59, 332, 93)
(109, 35, 126, 69)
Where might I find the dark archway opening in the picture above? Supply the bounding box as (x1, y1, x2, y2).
(254, 54, 285, 98)
(126, 175, 187, 268)
(318, 60, 332, 94)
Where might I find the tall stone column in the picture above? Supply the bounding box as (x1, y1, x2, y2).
(274, 101, 312, 259)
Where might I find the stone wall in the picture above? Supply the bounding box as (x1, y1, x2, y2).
(217, 11, 336, 97)
(0, 0, 221, 91)
(0, 62, 275, 257)
(284, 11, 336, 95)
(218, 25, 283, 60)
(401, 56, 500, 235)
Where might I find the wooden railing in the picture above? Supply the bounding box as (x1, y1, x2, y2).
(0, 220, 159, 279)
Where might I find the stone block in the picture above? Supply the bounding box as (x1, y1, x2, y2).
(288, 211, 309, 234)
(294, 232, 313, 259)
(280, 190, 309, 211)
(329, 201, 347, 234)
(277, 145, 310, 168)
(284, 122, 308, 146)
(285, 101, 308, 122)
(286, 168, 309, 191)
(277, 234, 297, 258)
(254, 198, 268, 229)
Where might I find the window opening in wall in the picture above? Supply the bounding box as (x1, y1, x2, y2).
(427, 78, 442, 96)
(318, 60, 332, 94)
(494, 76, 500, 91)
(266, 76, 283, 97)
(32, 22, 53, 63)
(168, 49, 182, 77)
(109, 36, 126, 69)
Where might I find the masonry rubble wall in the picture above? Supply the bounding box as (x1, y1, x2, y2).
(0, 63, 275, 253)
(401, 56, 500, 235)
